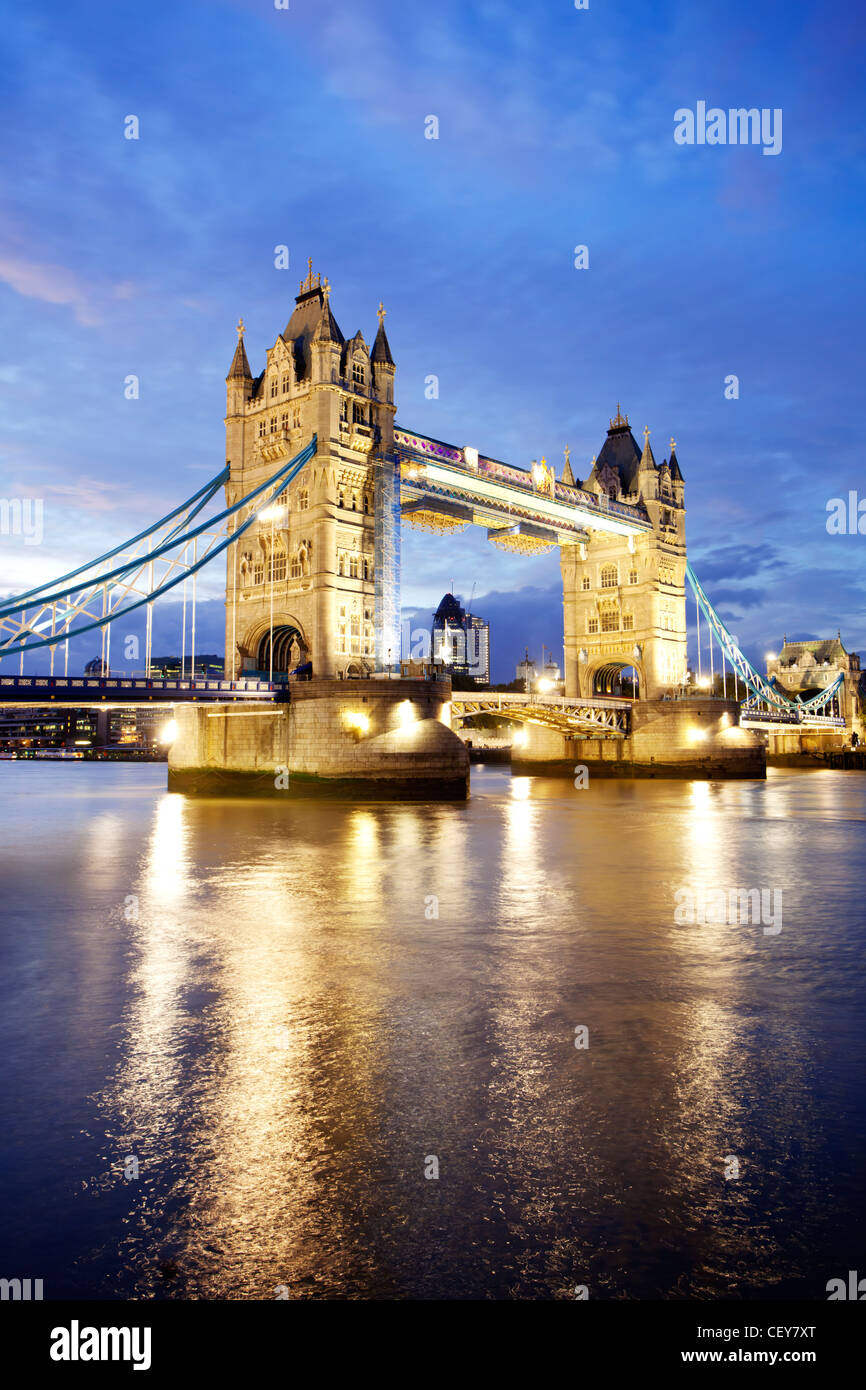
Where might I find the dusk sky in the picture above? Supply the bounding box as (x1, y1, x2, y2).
(1, 0, 864, 679)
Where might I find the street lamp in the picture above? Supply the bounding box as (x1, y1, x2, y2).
(260, 505, 286, 683)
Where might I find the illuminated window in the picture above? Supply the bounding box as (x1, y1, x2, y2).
(601, 611, 619, 633)
(628, 570, 638, 585)
(601, 564, 618, 589)
(270, 547, 286, 582)
(349, 554, 360, 579)
(253, 557, 264, 585)
(298, 489, 308, 510)
(290, 553, 302, 579)
(292, 407, 301, 429)
(622, 614, 634, 631)
(352, 361, 365, 385)
(587, 617, 598, 634)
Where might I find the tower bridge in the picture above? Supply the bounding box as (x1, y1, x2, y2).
(0, 262, 854, 790)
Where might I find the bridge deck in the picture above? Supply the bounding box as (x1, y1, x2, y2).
(451, 690, 632, 735)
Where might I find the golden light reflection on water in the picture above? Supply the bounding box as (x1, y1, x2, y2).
(71, 767, 863, 1298)
(144, 793, 188, 906)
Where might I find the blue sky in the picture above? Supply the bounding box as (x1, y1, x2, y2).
(1, 0, 864, 679)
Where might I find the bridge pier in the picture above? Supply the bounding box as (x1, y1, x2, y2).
(512, 697, 765, 779)
(766, 729, 851, 767)
(167, 677, 469, 799)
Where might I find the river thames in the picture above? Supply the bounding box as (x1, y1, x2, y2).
(0, 762, 863, 1300)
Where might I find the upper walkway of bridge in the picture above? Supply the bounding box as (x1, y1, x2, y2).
(394, 426, 653, 548)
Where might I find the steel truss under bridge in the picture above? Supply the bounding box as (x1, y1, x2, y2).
(686, 562, 846, 727)
(451, 691, 631, 736)
(0, 438, 317, 674)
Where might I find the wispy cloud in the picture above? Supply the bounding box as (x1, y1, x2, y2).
(0, 252, 104, 326)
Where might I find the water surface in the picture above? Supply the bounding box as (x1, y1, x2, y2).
(0, 762, 863, 1299)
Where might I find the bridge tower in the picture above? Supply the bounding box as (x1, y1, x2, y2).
(223, 263, 397, 679)
(561, 408, 687, 700)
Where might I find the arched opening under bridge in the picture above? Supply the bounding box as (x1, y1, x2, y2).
(593, 661, 641, 700)
(257, 624, 306, 674)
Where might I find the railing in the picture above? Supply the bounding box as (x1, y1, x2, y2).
(0, 675, 284, 702)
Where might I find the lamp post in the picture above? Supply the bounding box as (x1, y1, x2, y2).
(260, 505, 286, 683)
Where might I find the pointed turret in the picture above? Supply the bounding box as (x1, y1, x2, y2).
(370, 302, 396, 420)
(668, 436, 684, 481)
(312, 280, 343, 345)
(227, 318, 252, 381)
(640, 425, 656, 469)
(562, 444, 575, 486)
(371, 302, 394, 365)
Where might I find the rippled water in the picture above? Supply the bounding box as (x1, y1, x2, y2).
(0, 762, 864, 1300)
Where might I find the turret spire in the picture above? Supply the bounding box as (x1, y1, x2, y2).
(562, 444, 575, 486)
(371, 301, 394, 364)
(668, 434, 684, 482)
(640, 424, 656, 467)
(226, 318, 252, 380)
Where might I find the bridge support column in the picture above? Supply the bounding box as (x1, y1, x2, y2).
(168, 678, 468, 798)
(512, 698, 765, 779)
(766, 729, 849, 766)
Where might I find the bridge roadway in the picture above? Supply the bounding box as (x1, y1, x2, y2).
(453, 693, 847, 736)
(450, 690, 632, 735)
(740, 709, 846, 731)
(0, 676, 845, 736)
(0, 675, 285, 706)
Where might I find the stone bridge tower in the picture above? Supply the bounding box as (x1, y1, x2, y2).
(561, 408, 688, 700)
(223, 263, 396, 679)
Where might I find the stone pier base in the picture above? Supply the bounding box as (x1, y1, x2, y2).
(766, 729, 849, 768)
(512, 697, 766, 779)
(167, 678, 469, 799)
